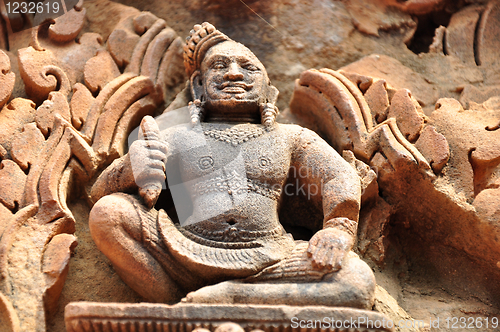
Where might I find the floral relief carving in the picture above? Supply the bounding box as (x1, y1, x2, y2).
(0, 4, 185, 330)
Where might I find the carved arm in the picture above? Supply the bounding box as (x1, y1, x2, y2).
(89, 154, 139, 204)
(291, 127, 361, 236)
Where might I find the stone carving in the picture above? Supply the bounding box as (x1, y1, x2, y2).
(431, 97, 500, 242)
(64, 302, 394, 332)
(0, 50, 15, 109)
(286, 59, 452, 271)
(88, 22, 377, 311)
(289, 68, 449, 177)
(338, 0, 500, 278)
(2, 0, 500, 330)
(203, 125, 266, 146)
(0, 5, 184, 331)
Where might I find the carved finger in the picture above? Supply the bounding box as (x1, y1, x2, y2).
(140, 115, 161, 141)
(320, 245, 339, 269)
(159, 143, 169, 155)
(322, 249, 336, 271)
(148, 160, 166, 172)
(143, 140, 167, 151)
(319, 247, 334, 270)
(330, 249, 345, 272)
(136, 166, 165, 181)
(308, 233, 320, 247)
(148, 149, 167, 162)
(315, 253, 329, 269)
(312, 243, 329, 269)
(150, 142, 168, 156)
(306, 243, 316, 257)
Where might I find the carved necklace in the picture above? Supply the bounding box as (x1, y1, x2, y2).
(203, 124, 266, 146)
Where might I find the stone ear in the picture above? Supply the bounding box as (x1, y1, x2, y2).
(190, 70, 204, 102)
(266, 84, 279, 105)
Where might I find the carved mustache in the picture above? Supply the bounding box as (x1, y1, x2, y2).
(218, 82, 253, 90)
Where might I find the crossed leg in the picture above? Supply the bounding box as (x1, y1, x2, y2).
(183, 245, 376, 309)
(90, 194, 375, 309)
(89, 193, 184, 303)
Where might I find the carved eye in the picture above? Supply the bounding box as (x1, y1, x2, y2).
(212, 61, 226, 70)
(242, 63, 259, 71)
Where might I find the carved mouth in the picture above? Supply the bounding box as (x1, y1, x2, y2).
(219, 82, 253, 93)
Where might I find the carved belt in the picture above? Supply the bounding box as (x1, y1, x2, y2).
(183, 223, 285, 243)
(192, 170, 282, 201)
(157, 210, 295, 281)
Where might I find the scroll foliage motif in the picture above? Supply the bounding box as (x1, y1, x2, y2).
(0, 51, 15, 110)
(289, 68, 450, 178)
(289, 69, 451, 265)
(0, 8, 184, 331)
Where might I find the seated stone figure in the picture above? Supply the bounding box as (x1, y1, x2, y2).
(89, 22, 375, 308)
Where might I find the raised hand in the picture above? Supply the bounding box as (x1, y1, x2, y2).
(307, 228, 354, 271)
(129, 116, 168, 208)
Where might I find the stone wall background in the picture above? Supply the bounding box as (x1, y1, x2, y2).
(2, 0, 498, 331)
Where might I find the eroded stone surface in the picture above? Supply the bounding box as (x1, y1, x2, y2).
(387, 89, 425, 143)
(0, 4, 183, 331)
(64, 302, 396, 332)
(87, 22, 377, 313)
(0, 98, 37, 159)
(414, 125, 449, 173)
(10, 124, 45, 172)
(48, 2, 86, 43)
(477, 0, 500, 68)
(84, 51, 121, 93)
(344, 0, 416, 39)
(341, 54, 439, 109)
(0, 51, 15, 110)
(444, 5, 482, 66)
(1, 0, 500, 331)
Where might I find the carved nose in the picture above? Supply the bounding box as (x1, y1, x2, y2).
(224, 63, 244, 80)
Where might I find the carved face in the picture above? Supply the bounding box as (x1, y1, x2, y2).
(197, 40, 270, 119)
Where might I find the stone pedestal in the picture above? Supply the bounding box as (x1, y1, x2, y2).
(65, 302, 394, 332)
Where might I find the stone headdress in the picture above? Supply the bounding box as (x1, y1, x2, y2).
(183, 22, 229, 78)
(183, 22, 278, 128)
